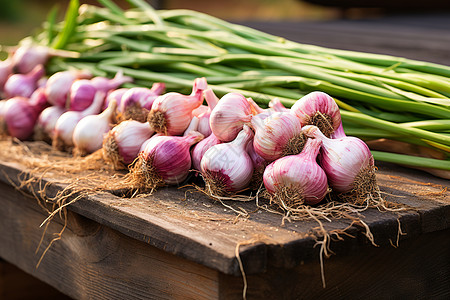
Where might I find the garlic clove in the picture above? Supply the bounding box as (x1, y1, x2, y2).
(53, 91, 104, 151)
(34, 105, 67, 142)
(11, 44, 49, 74)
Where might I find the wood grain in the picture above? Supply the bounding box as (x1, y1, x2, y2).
(0, 259, 71, 300)
(219, 227, 450, 299)
(0, 181, 219, 300)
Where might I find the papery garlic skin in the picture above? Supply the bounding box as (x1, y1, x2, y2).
(269, 98, 289, 113)
(69, 79, 97, 111)
(140, 131, 203, 185)
(263, 138, 328, 206)
(303, 125, 374, 194)
(118, 83, 165, 122)
(210, 92, 253, 142)
(91, 70, 133, 92)
(191, 133, 222, 171)
(11, 44, 49, 74)
(2, 92, 47, 140)
(0, 57, 13, 92)
(148, 78, 206, 135)
(291, 91, 341, 137)
(53, 92, 104, 150)
(4, 64, 45, 98)
(103, 120, 154, 166)
(34, 105, 67, 142)
(247, 97, 267, 115)
(45, 70, 91, 107)
(73, 99, 117, 155)
(201, 125, 254, 194)
(196, 88, 219, 137)
(331, 122, 346, 139)
(104, 88, 129, 111)
(251, 112, 305, 162)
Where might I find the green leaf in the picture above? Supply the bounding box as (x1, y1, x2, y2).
(52, 0, 79, 49)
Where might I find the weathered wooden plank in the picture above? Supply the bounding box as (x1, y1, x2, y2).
(0, 154, 448, 279)
(0, 259, 71, 300)
(0, 181, 219, 300)
(219, 227, 450, 299)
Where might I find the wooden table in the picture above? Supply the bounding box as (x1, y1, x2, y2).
(1, 15, 450, 299)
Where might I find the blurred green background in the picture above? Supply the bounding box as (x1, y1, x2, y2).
(0, 0, 362, 46)
(1, 0, 448, 47)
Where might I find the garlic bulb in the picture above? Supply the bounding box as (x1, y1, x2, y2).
(103, 88, 129, 111)
(196, 88, 219, 137)
(34, 105, 67, 142)
(1, 90, 48, 140)
(4, 64, 45, 98)
(303, 125, 377, 204)
(103, 120, 154, 169)
(200, 125, 254, 196)
(53, 91, 104, 151)
(73, 99, 117, 156)
(263, 137, 328, 207)
(148, 77, 206, 135)
(11, 44, 49, 74)
(45, 70, 91, 107)
(130, 131, 204, 190)
(291, 91, 341, 137)
(119, 83, 165, 122)
(251, 111, 306, 162)
(210, 92, 253, 142)
(0, 57, 13, 92)
(191, 133, 222, 171)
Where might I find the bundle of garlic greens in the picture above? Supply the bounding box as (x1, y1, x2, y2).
(1, 0, 450, 177)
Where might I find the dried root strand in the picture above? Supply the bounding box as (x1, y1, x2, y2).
(124, 155, 165, 194)
(307, 111, 334, 137)
(267, 185, 306, 210)
(32, 125, 52, 144)
(147, 110, 167, 135)
(336, 165, 406, 212)
(102, 133, 126, 170)
(202, 170, 233, 198)
(118, 103, 149, 123)
(282, 132, 307, 157)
